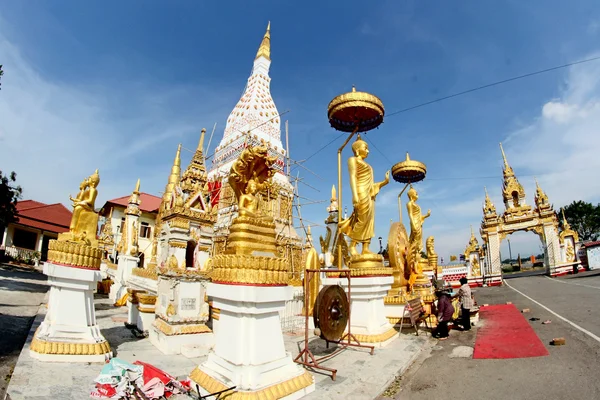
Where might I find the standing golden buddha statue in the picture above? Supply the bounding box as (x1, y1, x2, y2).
(406, 186, 431, 290)
(339, 134, 390, 272)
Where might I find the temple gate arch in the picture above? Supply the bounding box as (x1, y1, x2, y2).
(480, 144, 562, 285)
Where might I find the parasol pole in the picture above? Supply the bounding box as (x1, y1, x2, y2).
(336, 125, 359, 269)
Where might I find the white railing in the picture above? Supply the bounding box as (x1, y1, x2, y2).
(3, 246, 40, 265)
(279, 287, 305, 334)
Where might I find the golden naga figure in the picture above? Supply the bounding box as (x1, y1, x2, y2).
(339, 135, 390, 256)
(471, 257, 481, 276)
(406, 186, 430, 277)
(66, 169, 101, 243)
(229, 145, 277, 218)
(565, 242, 575, 262)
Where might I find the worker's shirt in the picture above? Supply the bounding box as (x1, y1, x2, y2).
(458, 284, 473, 309)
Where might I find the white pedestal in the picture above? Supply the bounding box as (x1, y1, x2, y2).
(109, 254, 139, 303)
(324, 275, 398, 348)
(150, 275, 213, 355)
(30, 262, 112, 362)
(190, 283, 315, 399)
(383, 303, 407, 326)
(137, 306, 155, 333)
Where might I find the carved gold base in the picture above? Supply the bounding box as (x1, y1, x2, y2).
(384, 295, 407, 305)
(189, 368, 314, 400)
(137, 292, 157, 305)
(47, 239, 102, 269)
(387, 317, 411, 325)
(126, 288, 145, 304)
(226, 216, 278, 256)
(346, 253, 393, 276)
(30, 335, 111, 356)
(132, 267, 158, 280)
(350, 327, 398, 343)
(211, 253, 289, 285)
(153, 318, 212, 336)
(106, 261, 118, 270)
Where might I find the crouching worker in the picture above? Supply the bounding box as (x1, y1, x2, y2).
(432, 290, 454, 340)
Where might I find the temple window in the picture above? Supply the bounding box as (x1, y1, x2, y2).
(140, 222, 152, 239)
(120, 217, 125, 233)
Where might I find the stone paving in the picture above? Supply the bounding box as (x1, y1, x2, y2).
(6, 295, 427, 400)
(0, 265, 48, 400)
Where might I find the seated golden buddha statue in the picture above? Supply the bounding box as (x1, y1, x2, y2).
(225, 146, 278, 256)
(62, 169, 101, 245)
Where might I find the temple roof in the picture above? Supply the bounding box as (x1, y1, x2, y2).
(100, 192, 161, 215)
(14, 200, 72, 233)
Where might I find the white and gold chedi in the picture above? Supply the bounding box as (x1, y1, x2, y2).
(207, 21, 304, 285)
(30, 170, 112, 362)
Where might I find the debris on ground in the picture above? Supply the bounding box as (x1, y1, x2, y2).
(521, 308, 530, 313)
(551, 338, 566, 346)
(542, 320, 552, 324)
(506, 302, 512, 305)
(90, 358, 192, 399)
(529, 317, 540, 321)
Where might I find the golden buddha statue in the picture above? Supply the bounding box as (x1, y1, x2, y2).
(238, 177, 269, 219)
(130, 221, 139, 256)
(407, 186, 430, 278)
(339, 135, 390, 256)
(66, 169, 100, 243)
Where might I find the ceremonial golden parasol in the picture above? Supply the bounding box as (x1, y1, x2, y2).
(327, 86, 384, 268)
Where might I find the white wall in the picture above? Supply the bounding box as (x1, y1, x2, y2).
(107, 206, 157, 267)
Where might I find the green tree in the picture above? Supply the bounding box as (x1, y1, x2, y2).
(0, 171, 22, 231)
(559, 201, 600, 241)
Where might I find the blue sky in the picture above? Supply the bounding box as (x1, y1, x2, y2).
(1, 1, 600, 260)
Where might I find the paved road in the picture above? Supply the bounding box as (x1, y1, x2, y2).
(0, 265, 48, 399)
(380, 270, 600, 400)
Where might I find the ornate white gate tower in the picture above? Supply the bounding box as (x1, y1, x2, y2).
(207, 23, 303, 281)
(481, 144, 562, 284)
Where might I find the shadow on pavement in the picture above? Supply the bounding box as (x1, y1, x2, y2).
(101, 325, 145, 356)
(0, 279, 48, 293)
(0, 313, 36, 357)
(0, 266, 46, 282)
(564, 270, 600, 280)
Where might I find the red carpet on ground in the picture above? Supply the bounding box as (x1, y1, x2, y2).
(473, 304, 549, 359)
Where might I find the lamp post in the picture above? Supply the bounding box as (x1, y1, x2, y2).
(507, 238, 513, 267)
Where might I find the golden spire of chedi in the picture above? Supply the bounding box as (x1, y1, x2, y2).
(255, 21, 271, 61)
(197, 127, 206, 154)
(163, 144, 182, 202)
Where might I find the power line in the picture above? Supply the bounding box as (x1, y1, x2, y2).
(363, 134, 393, 165)
(387, 55, 600, 117)
(293, 56, 600, 174)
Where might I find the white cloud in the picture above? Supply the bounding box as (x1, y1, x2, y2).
(504, 53, 600, 207)
(0, 27, 233, 208)
(588, 20, 600, 35)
